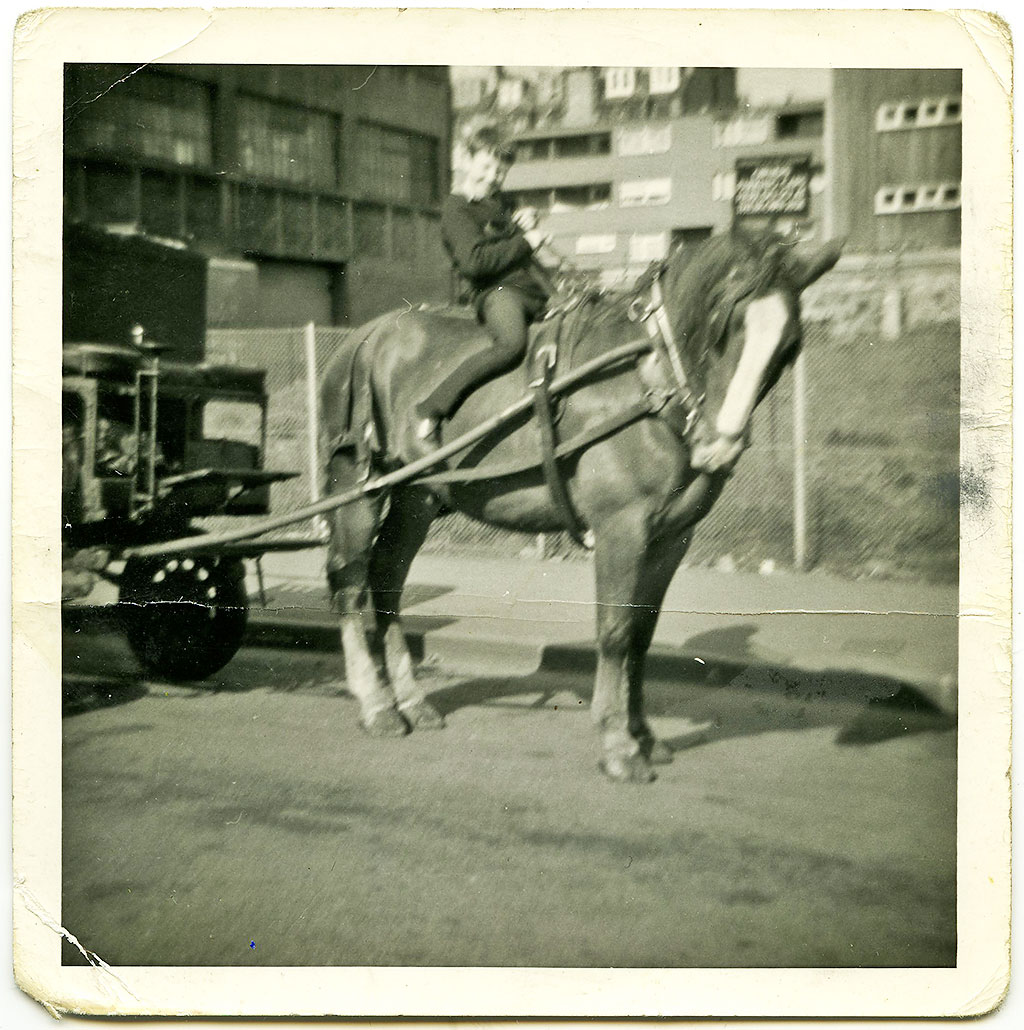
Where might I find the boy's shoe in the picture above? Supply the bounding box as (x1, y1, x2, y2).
(411, 416, 442, 461)
(415, 415, 440, 443)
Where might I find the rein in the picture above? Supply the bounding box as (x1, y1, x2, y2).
(124, 338, 655, 558)
(417, 394, 659, 488)
(125, 244, 777, 560)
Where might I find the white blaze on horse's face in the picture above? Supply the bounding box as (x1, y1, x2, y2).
(715, 292, 792, 439)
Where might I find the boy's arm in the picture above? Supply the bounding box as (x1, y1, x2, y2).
(442, 197, 533, 280)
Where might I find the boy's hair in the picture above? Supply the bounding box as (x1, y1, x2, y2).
(463, 123, 517, 164)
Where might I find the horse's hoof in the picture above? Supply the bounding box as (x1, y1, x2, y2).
(644, 738, 675, 765)
(400, 700, 445, 730)
(360, 707, 410, 738)
(599, 753, 656, 784)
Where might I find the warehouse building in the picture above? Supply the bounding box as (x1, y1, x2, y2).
(63, 64, 453, 328)
(814, 68, 962, 332)
(829, 68, 961, 254)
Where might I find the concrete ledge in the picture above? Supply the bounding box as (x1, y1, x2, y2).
(244, 610, 957, 716)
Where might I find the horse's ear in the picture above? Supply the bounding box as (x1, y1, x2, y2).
(785, 238, 845, 290)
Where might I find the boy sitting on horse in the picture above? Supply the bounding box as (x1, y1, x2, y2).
(414, 124, 554, 444)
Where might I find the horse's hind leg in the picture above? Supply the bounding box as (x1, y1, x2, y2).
(325, 452, 406, 737)
(369, 486, 445, 730)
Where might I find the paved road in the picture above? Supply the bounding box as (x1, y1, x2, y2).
(62, 612, 956, 970)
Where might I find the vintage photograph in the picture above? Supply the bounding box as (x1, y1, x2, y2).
(11, 6, 1012, 1020)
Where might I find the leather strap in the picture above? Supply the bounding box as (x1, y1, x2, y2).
(530, 353, 589, 547)
(417, 397, 655, 488)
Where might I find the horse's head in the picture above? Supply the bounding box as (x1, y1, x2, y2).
(655, 230, 842, 473)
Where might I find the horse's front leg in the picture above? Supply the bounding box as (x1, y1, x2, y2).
(591, 508, 656, 783)
(591, 510, 692, 783)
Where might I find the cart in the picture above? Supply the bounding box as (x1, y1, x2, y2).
(62, 328, 315, 681)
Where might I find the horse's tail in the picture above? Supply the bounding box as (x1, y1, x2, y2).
(319, 312, 397, 476)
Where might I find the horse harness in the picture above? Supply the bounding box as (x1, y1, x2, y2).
(628, 274, 708, 445)
(331, 271, 755, 548)
(421, 275, 725, 549)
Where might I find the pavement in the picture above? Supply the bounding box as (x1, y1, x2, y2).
(247, 547, 959, 713)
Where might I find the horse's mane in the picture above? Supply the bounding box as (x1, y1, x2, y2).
(580, 229, 788, 364)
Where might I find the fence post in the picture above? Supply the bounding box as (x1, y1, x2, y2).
(303, 322, 327, 540)
(792, 349, 808, 571)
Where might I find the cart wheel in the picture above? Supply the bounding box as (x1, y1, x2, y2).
(119, 555, 249, 681)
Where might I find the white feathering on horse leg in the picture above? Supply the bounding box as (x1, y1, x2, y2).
(381, 623, 422, 708)
(339, 616, 395, 719)
(715, 292, 789, 439)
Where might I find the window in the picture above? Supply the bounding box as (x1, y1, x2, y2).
(238, 96, 337, 189)
(576, 234, 617, 255)
(671, 226, 713, 251)
(139, 170, 181, 238)
(83, 163, 135, 223)
(550, 183, 611, 212)
(453, 77, 486, 108)
(517, 134, 610, 160)
(497, 78, 525, 109)
(512, 184, 611, 213)
(516, 139, 552, 162)
(876, 96, 962, 131)
(512, 189, 552, 211)
(712, 116, 771, 148)
(553, 133, 611, 158)
(356, 122, 440, 205)
(875, 181, 961, 214)
(604, 67, 636, 99)
(203, 400, 262, 449)
(628, 232, 669, 264)
(648, 67, 681, 95)
(619, 177, 672, 207)
(775, 110, 824, 139)
(353, 202, 388, 257)
(67, 71, 213, 167)
(712, 170, 736, 202)
(618, 124, 671, 157)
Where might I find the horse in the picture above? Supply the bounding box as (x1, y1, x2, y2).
(319, 230, 842, 784)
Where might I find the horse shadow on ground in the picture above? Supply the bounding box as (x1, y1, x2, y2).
(63, 601, 956, 751)
(423, 621, 956, 751)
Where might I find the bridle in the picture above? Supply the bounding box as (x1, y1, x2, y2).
(627, 250, 781, 455)
(628, 268, 708, 442)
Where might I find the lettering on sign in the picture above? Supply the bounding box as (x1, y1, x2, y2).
(734, 159, 810, 216)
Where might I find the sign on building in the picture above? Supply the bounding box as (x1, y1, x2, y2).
(733, 158, 810, 216)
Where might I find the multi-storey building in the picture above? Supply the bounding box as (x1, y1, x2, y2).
(495, 65, 960, 330)
(496, 67, 831, 288)
(507, 115, 728, 288)
(63, 64, 453, 328)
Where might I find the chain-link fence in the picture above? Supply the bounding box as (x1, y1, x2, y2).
(206, 318, 959, 584)
(206, 324, 349, 540)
